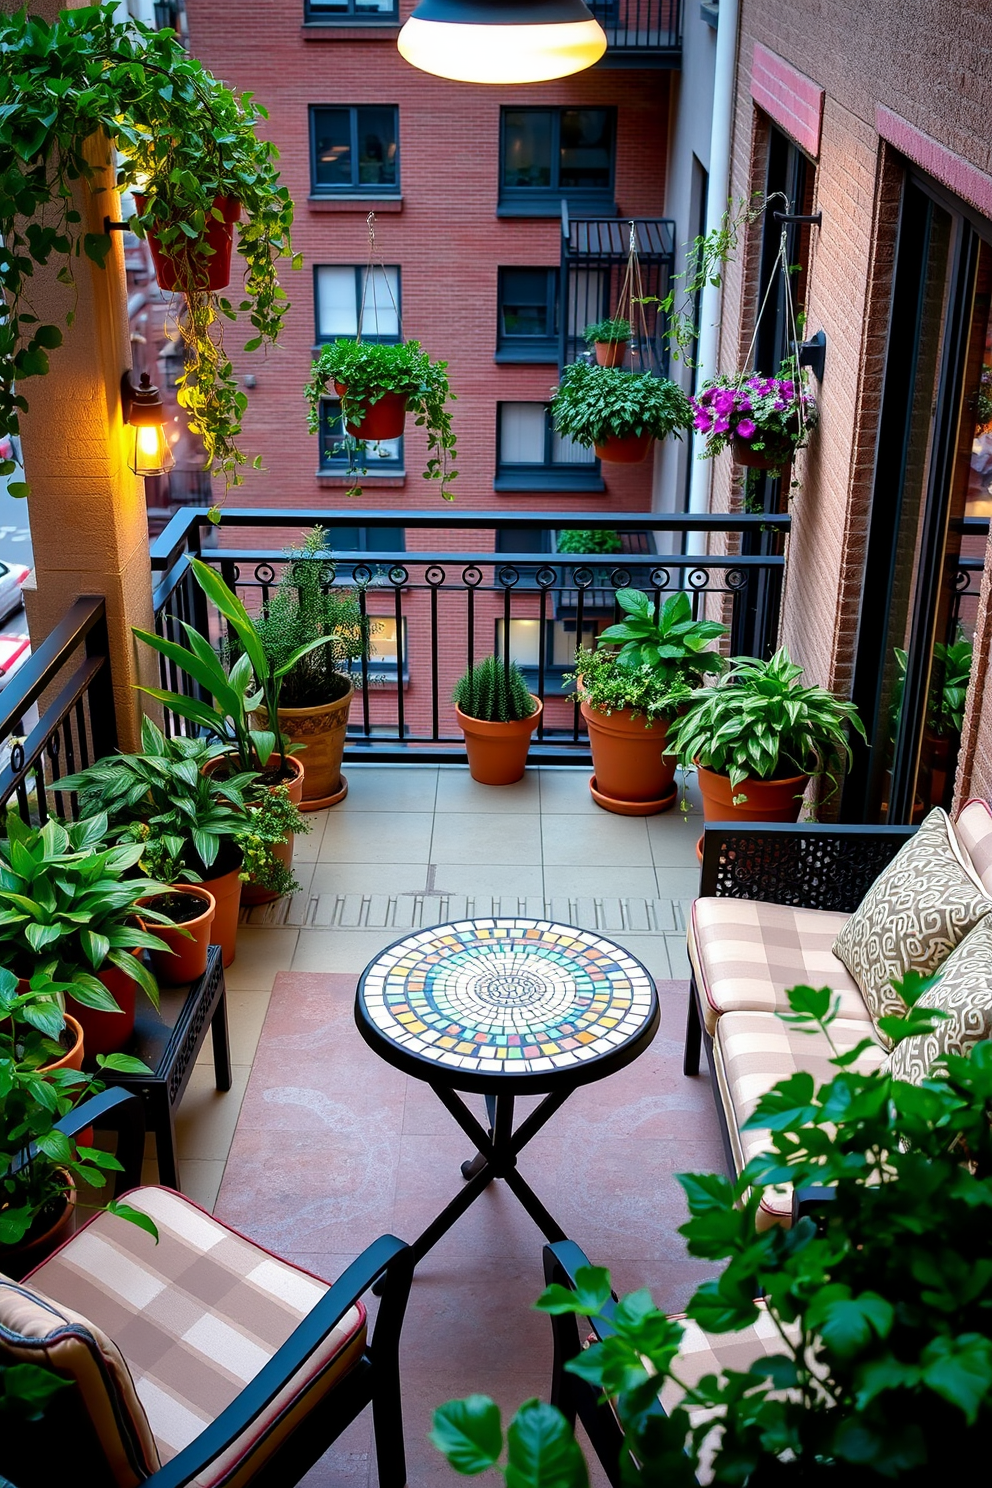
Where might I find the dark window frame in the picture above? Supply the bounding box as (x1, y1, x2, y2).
(304, 0, 398, 21)
(495, 615, 607, 695)
(495, 267, 559, 363)
(309, 104, 400, 196)
(313, 264, 402, 345)
(318, 398, 405, 476)
(498, 106, 617, 218)
(495, 402, 604, 493)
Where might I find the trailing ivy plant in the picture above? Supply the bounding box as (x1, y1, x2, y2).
(0, 4, 298, 505)
(550, 363, 692, 448)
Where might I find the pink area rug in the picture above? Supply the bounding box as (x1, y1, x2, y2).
(215, 972, 724, 1487)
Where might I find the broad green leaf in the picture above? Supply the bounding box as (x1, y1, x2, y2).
(429, 1396, 503, 1475)
(506, 1399, 588, 1488)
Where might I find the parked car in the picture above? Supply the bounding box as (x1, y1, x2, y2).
(0, 561, 29, 624)
(0, 632, 29, 690)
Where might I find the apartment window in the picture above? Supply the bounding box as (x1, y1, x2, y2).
(499, 108, 616, 216)
(318, 399, 403, 474)
(315, 265, 400, 342)
(361, 616, 408, 683)
(496, 268, 559, 362)
(495, 617, 604, 693)
(305, 0, 398, 20)
(310, 106, 398, 194)
(329, 526, 405, 551)
(495, 403, 603, 492)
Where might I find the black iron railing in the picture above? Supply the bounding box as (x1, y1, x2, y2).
(590, 0, 682, 58)
(560, 215, 675, 377)
(0, 598, 117, 824)
(150, 509, 788, 765)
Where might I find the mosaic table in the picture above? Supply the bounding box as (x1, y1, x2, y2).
(355, 918, 658, 1265)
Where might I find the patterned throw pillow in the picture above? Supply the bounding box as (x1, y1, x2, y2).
(832, 808, 992, 1043)
(882, 916, 992, 1084)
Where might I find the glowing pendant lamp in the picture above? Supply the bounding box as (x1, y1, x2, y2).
(398, 0, 607, 85)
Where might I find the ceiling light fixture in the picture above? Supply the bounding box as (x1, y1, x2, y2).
(397, 0, 607, 86)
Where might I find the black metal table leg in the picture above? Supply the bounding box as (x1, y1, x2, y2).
(211, 984, 233, 1091)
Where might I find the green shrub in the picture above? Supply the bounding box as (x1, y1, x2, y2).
(582, 316, 631, 346)
(453, 657, 535, 723)
(550, 363, 692, 447)
(556, 529, 622, 555)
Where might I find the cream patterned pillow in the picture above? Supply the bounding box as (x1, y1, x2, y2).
(833, 808, 992, 1043)
(882, 915, 992, 1084)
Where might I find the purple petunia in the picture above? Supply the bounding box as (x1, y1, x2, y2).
(736, 418, 756, 439)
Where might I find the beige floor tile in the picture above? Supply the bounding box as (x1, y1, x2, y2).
(542, 812, 652, 866)
(174, 1064, 251, 1162)
(665, 933, 692, 979)
(647, 810, 705, 867)
(290, 927, 402, 972)
(213, 988, 274, 1067)
(542, 864, 660, 898)
(337, 765, 438, 814)
(318, 811, 435, 863)
(654, 864, 702, 898)
(292, 811, 329, 861)
(424, 863, 545, 897)
(430, 812, 543, 866)
(435, 767, 541, 813)
(174, 1159, 227, 1212)
(225, 926, 300, 989)
(310, 860, 432, 897)
(537, 767, 602, 814)
(600, 932, 672, 981)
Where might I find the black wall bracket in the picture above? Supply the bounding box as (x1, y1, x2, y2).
(773, 210, 823, 228)
(797, 329, 827, 381)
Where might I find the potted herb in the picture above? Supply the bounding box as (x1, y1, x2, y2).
(238, 786, 311, 907)
(691, 367, 818, 473)
(0, 816, 174, 1057)
(567, 589, 726, 815)
(453, 658, 542, 786)
(582, 315, 631, 368)
(305, 339, 457, 500)
(0, 5, 297, 500)
(253, 526, 373, 809)
(550, 363, 692, 464)
(555, 528, 622, 555)
(670, 646, 866, 850)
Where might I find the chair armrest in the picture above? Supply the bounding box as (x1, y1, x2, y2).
(54, 1088, 146, 1195)
(544, 1239, 619, 1341)
(792, 1185, 837, 1226)
(699, 822, 916, 911)
(143, 1234, 413, 1488)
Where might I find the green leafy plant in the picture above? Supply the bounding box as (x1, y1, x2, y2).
(236, 786, 309, 898)
(655, 195, 765, 366)
(582, 316, 631, 346)
(555, 529, 623, 555)
(0, 4, 298, 500)
(56, 716, 258, 885)
(435, 979, 992, 1483)
(0, 1053, 157, 1250)
(453, 657, 536, 724)
(550, 363, 692, 448)
(0, 966, 80, 1072)
(892, 629, 974, 744)
(0, 815, 172, 1016)
(252, 526, 374, 709)
(304, 339, 457, 500)
(972, 363, 992, 433)
(670, 646, 866, 801)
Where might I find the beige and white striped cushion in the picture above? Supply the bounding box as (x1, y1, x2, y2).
(687, 899, 870, 1035)
(712, 1011, 886, 1227)
(954, 798, 992, 894)
(28, 1188, 366, 1488)
(882, 914, 992, 1085)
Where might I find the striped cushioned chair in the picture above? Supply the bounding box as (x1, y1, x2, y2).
(0, 1090, 413, 1488)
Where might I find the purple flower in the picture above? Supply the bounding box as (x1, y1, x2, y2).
(694, 413, 713, 433)
(713, 416, 730, 435)
(714, 390, 735, 415)
(736, 418, 756, 439)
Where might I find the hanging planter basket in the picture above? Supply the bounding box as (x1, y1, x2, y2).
(332, 382, 408, 440)
(594, 429, 654, 464)
(594, 339, 629, 368)
(731, 432, 799, 470)
(135, 194, 241, 293)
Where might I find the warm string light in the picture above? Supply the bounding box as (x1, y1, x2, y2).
(397, 0, 606, 85)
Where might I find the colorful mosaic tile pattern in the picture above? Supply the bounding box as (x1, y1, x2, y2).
(360, 918, 655, 1077)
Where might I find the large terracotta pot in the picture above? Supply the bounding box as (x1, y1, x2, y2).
(66, 960, 138, 1058)
(199, 858, 243, 969)
(140, 886, 217, 986)
(696, 764, 809, 859)
(240, 754, 306, 907)
(594, 339, 628, 368)
(1, 1179, 75, 1282)
(593, 430, 653, 464)
(255, 681, 353, 810)
(581, 702, 677, 815)
(455, 699, 542, 786)
(135, 193, 240, 293)
(333, 382, 408, 440)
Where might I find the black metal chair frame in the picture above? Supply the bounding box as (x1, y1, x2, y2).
(683, 821, 917, 1179)
(11, 1089, 414, 1488)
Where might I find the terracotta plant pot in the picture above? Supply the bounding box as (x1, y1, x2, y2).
(580, 702, 677, 815)
(199, 857, 244, 969)
(332, 382, 408, 440)
(37, 1014, 85, 1075)
(594, 339, 628, 368)
(1, 1179, 76, 1282)
(66, 960, 139, 1058)
(135, 193, 241, 293)
(593, 430, 653, 464)
(455, 699, 542, 786)
(240, 754, 306, 907)
(695, 764, 810, 859)
(255, 681, 354, 810)
(140, 886, 217, 986)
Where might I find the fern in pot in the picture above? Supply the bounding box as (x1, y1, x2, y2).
(453, 657, 542, 787)
(550, 362, 692, 464)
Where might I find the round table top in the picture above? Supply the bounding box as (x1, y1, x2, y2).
(355, 917, 658, 1094)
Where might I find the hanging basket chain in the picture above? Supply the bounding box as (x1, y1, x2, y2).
(357, 210, 403, 347)
(612, 221, 654, 367)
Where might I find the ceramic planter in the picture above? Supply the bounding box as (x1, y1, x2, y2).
(37, 1014, 85, 1075)
(455, 699, 542, 786)
(0, 1178, 75, 1282)
(140, 885, 217, 986)
(240, 754, 306, 907)
(135, 193, 241, 293)
(695, 764, 809, 859)
(255, 681, 354, 810)
(593, 430, 653, 464)
(594, 339, 628, 368)
(332, 382, 408, 440)
(198, 855, 244, 969)
(66, 959, 139, 1058)
(581, 702, 677, 815)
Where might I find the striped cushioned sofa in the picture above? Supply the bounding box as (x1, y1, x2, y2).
(683, 798, 992, 1228)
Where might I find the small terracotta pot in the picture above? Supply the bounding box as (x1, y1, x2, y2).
(198, 860, 243, 968)
(255, 682, 353, 810)
(594, 430, 653, 464)
(333, 382, 408, 440)
(140, 886, 217, 986)
(240, 754, 306, 907)
(696, 764, 809, 858)
(594, 339, 628, 368)
(455, 699, 542, 786)
(581, 703, 677, 814)
(66, 960, 139, 1058)
(135, 193, 240, 293)
(37, 1014, 85, 1075)
(2, 1179, 76, 1282)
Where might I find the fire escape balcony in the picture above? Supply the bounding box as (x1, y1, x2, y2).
(591, 0, 683, 66)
